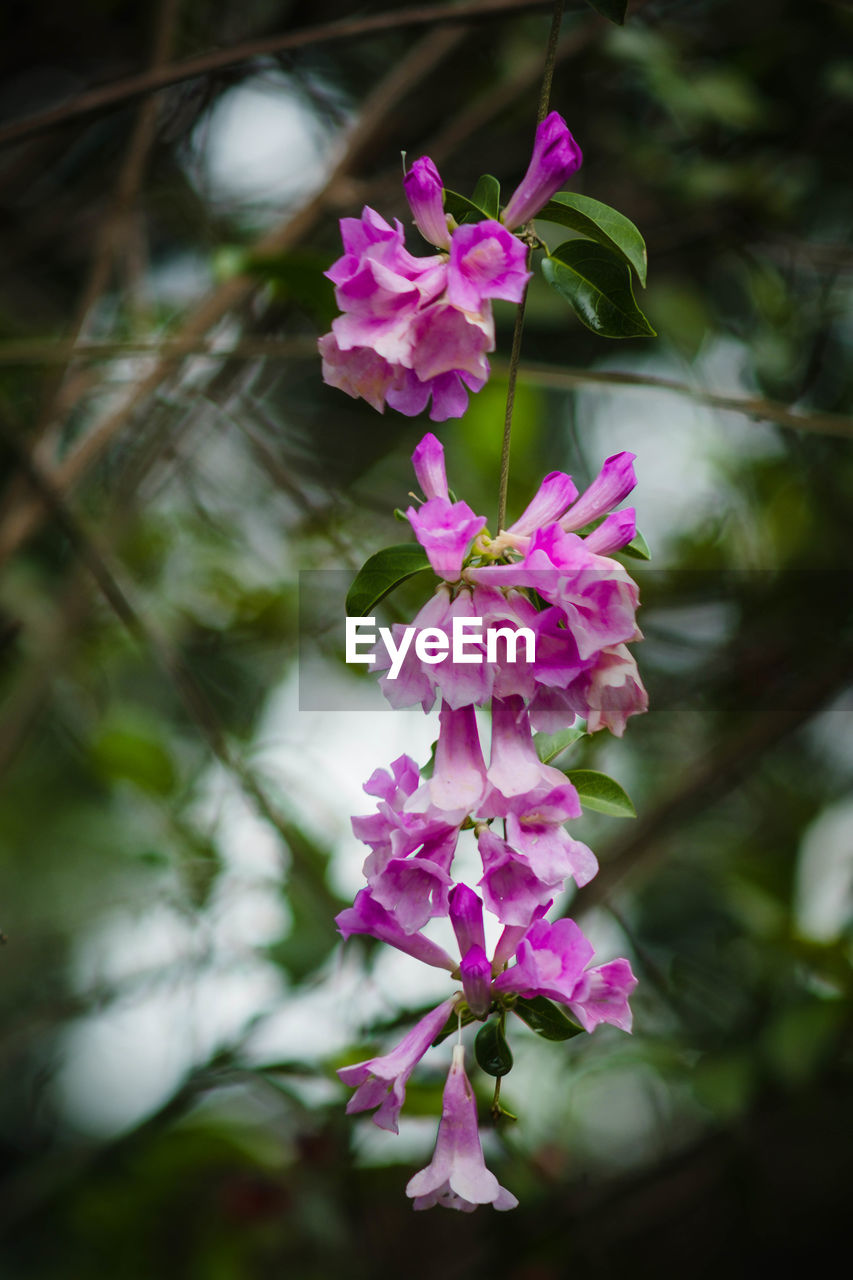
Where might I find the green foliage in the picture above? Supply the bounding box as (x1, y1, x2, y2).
(537, 192, 648, 286)
(474, 1019, 514, 1076)
(565, 770, 637, 818)
(345, 544, 431, 617)
(470, 174, 501, 221)
(533, 726, 587, 764)
(541, 241, 656, 338)
(512, 995, 584, 1040)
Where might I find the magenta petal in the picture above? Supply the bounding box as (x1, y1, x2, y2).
(338, 996, 456, 1133)
(412, 432, 450, 501)
(407, 496, 486, 581)
(449, 884, 486, 957)
(501, 112, 583, 230)
(506, 471, 578, 535)
(446, 221, 530, 311)
(459, 944, 492, 1016)
(404, 156, 451, 249)
(406, 1045, 518, 1212)
(568, 958, 637, 1033)
(583, 508, 637, 555)
(336, 889, 456, 971)
(429, 702, 488, 813)
(561, 453, 637, 531)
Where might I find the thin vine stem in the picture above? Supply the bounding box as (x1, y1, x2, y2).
(496, 0, 564, 532)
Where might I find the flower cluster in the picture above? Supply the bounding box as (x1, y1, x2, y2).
(319, 113, 582, 421)
(336, 434, 645, 1212)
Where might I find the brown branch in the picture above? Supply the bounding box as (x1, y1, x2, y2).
(0, 23, 468, 567)
(508, 360, 853, 439)
(0, 0, 555, 151)
(2, 339, 849, 438)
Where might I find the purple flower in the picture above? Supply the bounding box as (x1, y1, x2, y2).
(448, 883, 486, 957)
(447, 221, 530, 311)
(426, 701, 488, 813)
(406, 1044, 518, 1212)
(336, 889, 456, 971)
(404, 156, 452, 250)
(319, 207, 496, 421)
(560, 452, 637, 533)
(406, 496, 487, 581)
(493, 918, 637, 1032)
(339, 996, 456, 1133)
(459, 945, 493, 1017)
(506, 470, 578, 536)
(477, 826, 556, 926)
(411, 432, 450, 501)
(502, 111, 583, 230)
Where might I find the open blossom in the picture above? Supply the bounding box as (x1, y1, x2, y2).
(339, 997, 456, 1133)
(406, 1045, 518, 1212)
(493, 918, 637, 1032)
(320, 114, 581, 420)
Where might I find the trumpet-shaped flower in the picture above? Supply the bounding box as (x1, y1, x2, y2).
(406, 1045, 518, 1212)
(339, 997, 456, 1132)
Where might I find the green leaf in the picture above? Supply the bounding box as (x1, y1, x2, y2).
(471, 174, 501, 220)
(475, 1020, 514, 1077)
(444, 187, 493, 225)
(566, 769, 637, 818)
(536, 192, 648, 286)
(345, 543, 431, 617)
(533, 726, 586, 764)
(513, 995, 584, 1041)
(620, 528, 652, 560)
(541, 242, 656, 339)
(584, 0, 628, 25)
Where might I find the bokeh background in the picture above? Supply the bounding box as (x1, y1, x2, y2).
(1, 1, 852, 1276)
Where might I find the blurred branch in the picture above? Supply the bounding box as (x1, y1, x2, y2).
(573, 649, 853, 914)
(0, 22, 469, 566)
(510, 360, 853, 439)
(0, 417, 339, 918)
(2, 338, 848, 438)
(0, 0, 556, 150)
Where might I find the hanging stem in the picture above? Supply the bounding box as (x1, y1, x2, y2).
(496, 0, 565, 532)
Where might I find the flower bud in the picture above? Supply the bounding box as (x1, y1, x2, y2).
(501, 112, 583, 230)
(404, 156, 452, 249)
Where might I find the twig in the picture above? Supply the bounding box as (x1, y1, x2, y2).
(0, 24, 468, 566)
(0, 0, 555, 151)
(496, 0, 564, 531)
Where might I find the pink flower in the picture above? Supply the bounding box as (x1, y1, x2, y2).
(404, 156, 452, 250)
(339, 997, 456, 1133)
(336, 889, 456, 971)
(502, 111, 583, 230)
(319, 205, 498, 422)
(493, 918, 637, 1032)
(447, 221, 530, 311)
(406, 1044, 518, 1212)
(406, 495, 486, 581)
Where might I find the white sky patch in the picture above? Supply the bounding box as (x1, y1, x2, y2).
(195, 72, 337, 213)
(794, 798, 853, 942)
(575, 339, 785, 566)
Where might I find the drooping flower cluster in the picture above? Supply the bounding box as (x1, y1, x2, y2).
(319, 113, 582, 421)
(336, 434, 645, 1213)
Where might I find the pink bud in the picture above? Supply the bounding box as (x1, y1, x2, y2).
(502, 112, 583, 230)
(404, 156, 451, 249)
